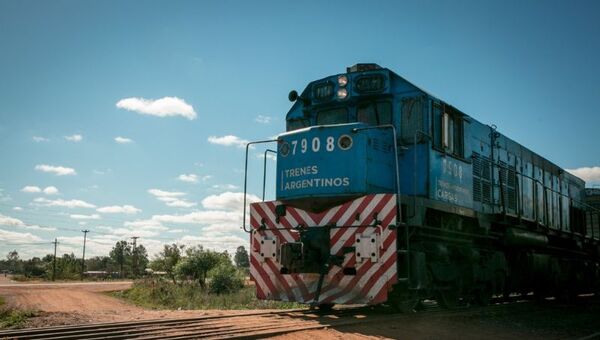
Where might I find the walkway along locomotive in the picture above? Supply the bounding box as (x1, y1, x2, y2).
(243, 64, 600, 311)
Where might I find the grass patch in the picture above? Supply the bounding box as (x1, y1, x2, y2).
(112, 280, 304, 310)
(0, 299, 37, 329)
(0, 295, 37, 329)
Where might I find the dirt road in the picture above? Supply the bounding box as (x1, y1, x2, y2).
(1, 276, 598, 339)
(0, 278, 294, 327)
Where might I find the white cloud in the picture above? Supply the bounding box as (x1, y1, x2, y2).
(257, 152, 277, 161)
(13, 207, 23, 211)
(148, 189, 185, 198)
(202, 175, 212, 181)
(0, 229, 43, 243)
(22, 186, 59, 195)
(207, 135, 250, 148)
(33, 197, 96, 209)
(96, 205, 141, 214)
(124, 219, 167, 231)
(116, 96, 197, 120)
(255, 115, 272, 124)
(32, 136, 49, 142)
(201, 191, 260, 211)
(211, 184, 240, 191)
(70, 214, 101, 220)
(178, 233, 248, 254)
(152, 210, 241, 225)
(0, 213, 55, 231)
(567, 166, 600, 184)
(178, 174, 198, 183)
(65, 134, 82, 142)
(43, 186, 59, 195)
(35, 164, 76, 176)
(0, 213, 26, 227)
(114, 136, 133, 144)
(167, 229, 186, 233)
(163, 200, 197, 208)
(148, 189, 196, 208)
(21, 186, 41, 193)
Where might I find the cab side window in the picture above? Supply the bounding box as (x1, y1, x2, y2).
(434, 103, 464, 158)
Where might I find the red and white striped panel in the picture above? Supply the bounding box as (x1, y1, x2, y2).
(249, 194, 398, 305)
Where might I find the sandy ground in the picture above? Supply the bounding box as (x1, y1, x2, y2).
(0, 277, 288, 323)
(1, 275, 599, 339)
(0, 276, 361, 338)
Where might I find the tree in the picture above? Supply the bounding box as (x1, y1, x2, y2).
(175, 246, 226, 288)
(209, 261, 244, 294)
(6, 250, 19, 273)
(234, 246, 250, 268)
(150, 243, 184, 283)
(132, 244, 149, 277)
(109, 240, 131, 278)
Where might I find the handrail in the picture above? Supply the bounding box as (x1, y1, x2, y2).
(411, 130, 432, 218)
(262, 149, 277, 201)
(242, 139, 278, 233)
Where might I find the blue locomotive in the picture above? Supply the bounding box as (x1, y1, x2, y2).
(245, 63, 600, 310)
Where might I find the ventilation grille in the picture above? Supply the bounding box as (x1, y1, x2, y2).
(473, 152, 492, 204)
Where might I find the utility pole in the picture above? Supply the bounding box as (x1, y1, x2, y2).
(130, 236, 139, 277)
(81, 230, 89, 278)
(52, 238, 58, 281)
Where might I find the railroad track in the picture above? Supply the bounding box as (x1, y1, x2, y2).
(0, 304, 468, 340)
(0, 308, 384, 340)
(0, 297, 593, 340)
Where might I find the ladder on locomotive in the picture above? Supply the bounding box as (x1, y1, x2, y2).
(396, 221, 410, 284)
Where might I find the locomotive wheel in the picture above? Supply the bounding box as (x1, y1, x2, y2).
(394, 296, 421, 313)
(387, 288, 421, 313)
(474, 283, 492, 306)
(437, 284, 461, 309)
(317, 303, 335, 312)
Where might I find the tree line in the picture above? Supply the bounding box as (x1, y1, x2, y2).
(1, 240, 250, 286)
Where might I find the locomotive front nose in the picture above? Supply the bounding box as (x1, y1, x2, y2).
(276, 123, 396, 212)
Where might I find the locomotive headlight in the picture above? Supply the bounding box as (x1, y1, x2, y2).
(338, 135, 353, 150)
(337, 88, 348, 100)
(279, 141, 290, 157)
(337, 75, 348, 86)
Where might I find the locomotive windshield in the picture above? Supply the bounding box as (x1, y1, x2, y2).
(316, 107, 348, 125)
(287, 118, 310, 131)
(357, 100, 392, 125)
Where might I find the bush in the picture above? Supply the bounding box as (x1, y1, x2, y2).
(209, 263, 244, 295)
(112, 279, 302, 310)
(0, 299, 37, 329)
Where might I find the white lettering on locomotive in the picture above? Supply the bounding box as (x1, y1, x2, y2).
(288, 136, 337, 155)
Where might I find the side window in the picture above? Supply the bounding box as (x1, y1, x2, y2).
(401, 97, 424, 142)
(357, 101, 392, 125)
(436, 104, 464, 158)
(316, 108, 348, 125)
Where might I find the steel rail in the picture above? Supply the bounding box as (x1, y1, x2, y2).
(1, 296, 596, 340)
(0, 308, 309, 337)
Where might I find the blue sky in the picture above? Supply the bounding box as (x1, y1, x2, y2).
(1, 0, 599, 259)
